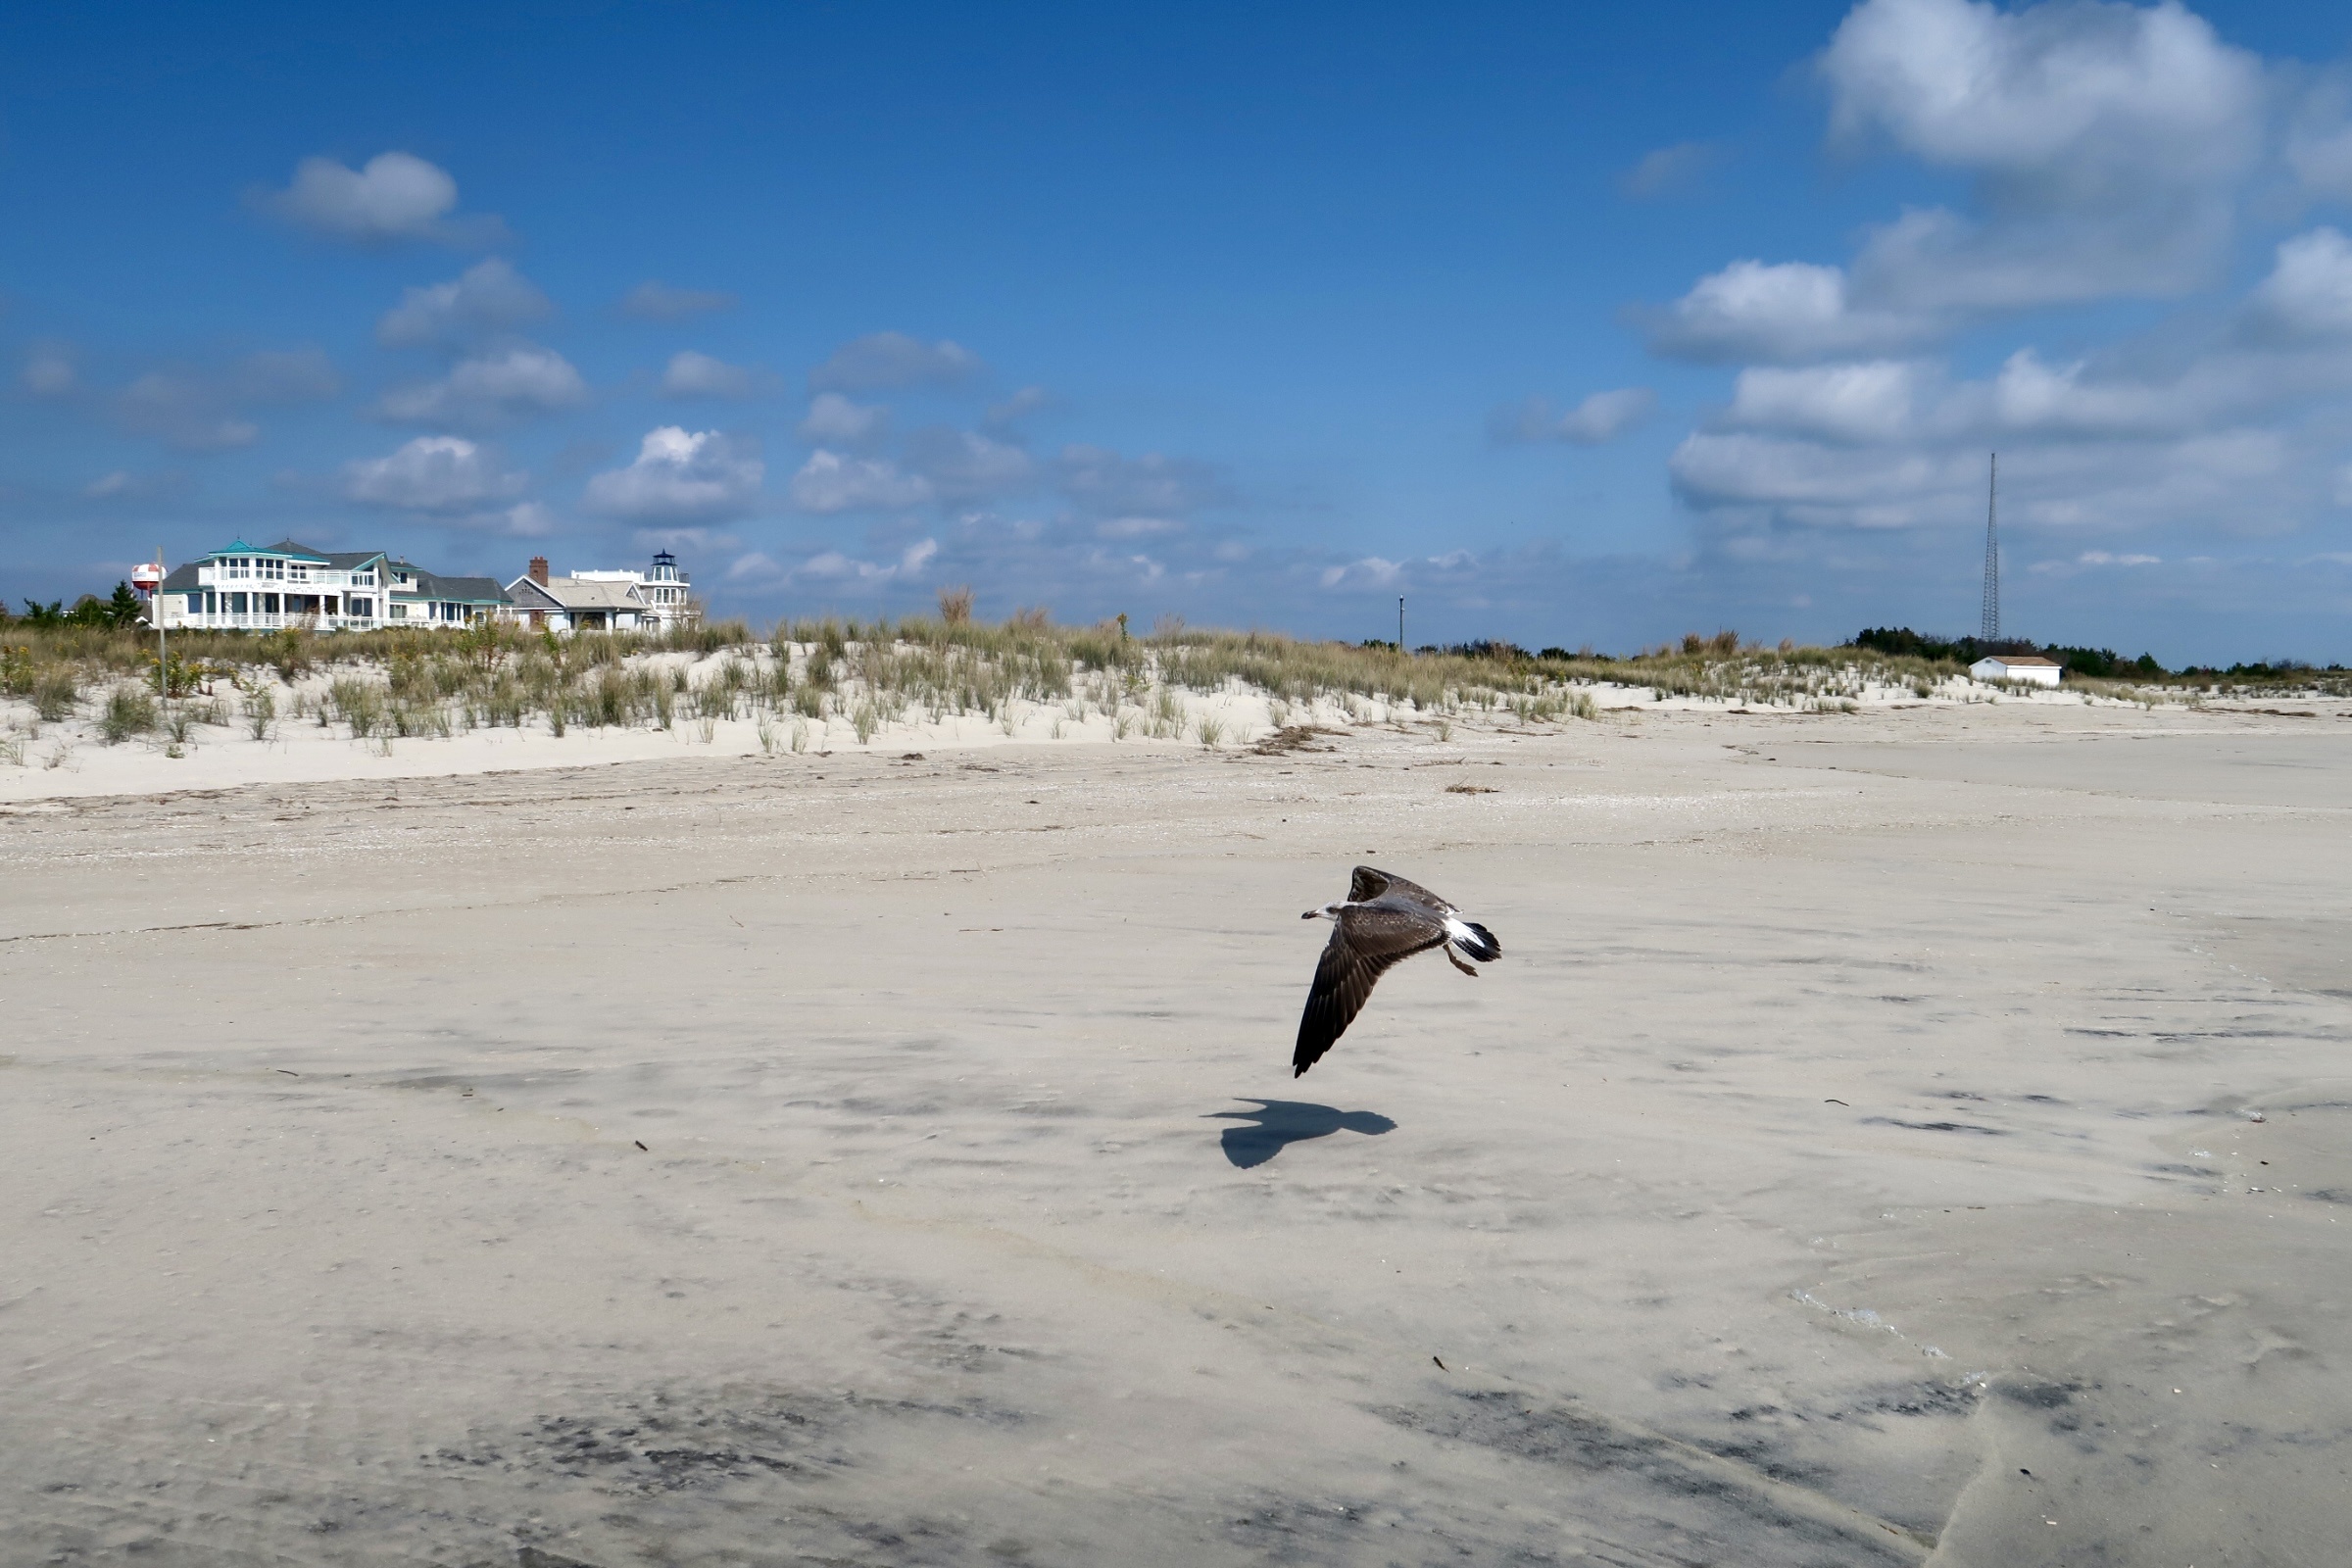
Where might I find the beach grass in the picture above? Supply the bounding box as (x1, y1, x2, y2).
(3, 611, 2329, 760)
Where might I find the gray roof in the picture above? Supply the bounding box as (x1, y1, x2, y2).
(389, 561, 512, 605)
(509, 576, 646, 612)
(161, 563, 203, 592)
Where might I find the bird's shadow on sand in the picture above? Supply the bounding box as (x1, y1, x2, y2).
(1206, 1099, 1396, 1168)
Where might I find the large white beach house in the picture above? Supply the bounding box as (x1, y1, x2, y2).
(156, 540, 511, 632)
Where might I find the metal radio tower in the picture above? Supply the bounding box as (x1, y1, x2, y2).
(1980, 453, 2000, 643)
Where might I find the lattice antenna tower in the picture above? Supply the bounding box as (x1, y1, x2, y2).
(1980, 452, 2000, 643)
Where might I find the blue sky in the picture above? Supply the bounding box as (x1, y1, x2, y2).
(7, 0, 2352, 662)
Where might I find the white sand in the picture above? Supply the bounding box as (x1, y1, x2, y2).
(4, 698, 2348, 1564)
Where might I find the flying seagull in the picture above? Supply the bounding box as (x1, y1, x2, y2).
(1294, 865, 1500, 1076)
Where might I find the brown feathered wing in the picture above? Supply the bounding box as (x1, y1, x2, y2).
(1294, 904, 1449, 1077)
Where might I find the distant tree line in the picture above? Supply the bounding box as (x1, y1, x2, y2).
(1851, 626, 2166, 678)
(0, 582, 148, 630)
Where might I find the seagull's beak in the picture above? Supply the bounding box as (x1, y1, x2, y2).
(1300, 909, 1317, 920)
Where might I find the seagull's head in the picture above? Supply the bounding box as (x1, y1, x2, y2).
(1303, 902, 1341, 922)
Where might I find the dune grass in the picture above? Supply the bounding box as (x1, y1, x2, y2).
(2, 610, 2330, 761)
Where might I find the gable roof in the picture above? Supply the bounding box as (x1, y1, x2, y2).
(507, 575, 646, 611)
(1977, 655, 2061, 667)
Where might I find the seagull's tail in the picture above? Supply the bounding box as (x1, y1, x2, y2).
(1446, 918, 1501, 963)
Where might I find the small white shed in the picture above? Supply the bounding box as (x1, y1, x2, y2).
(1970, 655, 2063, 687)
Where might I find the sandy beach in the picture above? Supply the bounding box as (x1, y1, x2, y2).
(5, 698, 2348, 1565)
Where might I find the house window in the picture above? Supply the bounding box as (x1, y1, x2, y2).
(224, 557, 250, 580)
(258, 557, 285, 581)
(354, 570, 375, 587)
(390, 604, 408, 619)
(350, 598, 373, 617)
(288, 564, 310, 582)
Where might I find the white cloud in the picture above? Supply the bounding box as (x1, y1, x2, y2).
(113, 348, 339, 452)
(660, 350, 762, 399)
(906, 427, 1034, 500)
(498, 502, 560, 537)
(726, 552, 786, 586)
(1057, 444, 1226, 516)
(985, 385, 1054, 429)
(798, 391, 889, 446)
(1822, 0, 2263, 315)
(788, 450, 933, 513)
(342, 435, 527, 512)
(1652, 0, 2269, 367)
(257, 152, 502, 246)
(808, 331, 982, 392)
(1725, 361, 1935, 445)
(619, 280, 738, 319)
(377, 344, 588, 428)
(22, 342, 76, 396)
(797, 539, 940, 582)
(1320, 557, 1405, 589)
(585, 427, 764, 522)
(2241, 228, 2352, 342)
(1096, 515, 1182, 539)
(1621, 141, 1719, 198)
(1645, 260, 1937, 364)
(1557, 388, 1658, 444)
(375, 259, 551, 346)
(1491, 388, 1656, 444)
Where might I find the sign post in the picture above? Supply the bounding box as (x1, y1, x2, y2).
(132, 549, 165, 701)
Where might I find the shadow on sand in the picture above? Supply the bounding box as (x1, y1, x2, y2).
(1207, 1099, 1397, 1168)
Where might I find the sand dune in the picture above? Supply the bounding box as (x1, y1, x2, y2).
(4, 700, 2347, 1564)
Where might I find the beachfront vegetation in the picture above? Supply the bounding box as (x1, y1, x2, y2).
(2, 603, 2345, 762)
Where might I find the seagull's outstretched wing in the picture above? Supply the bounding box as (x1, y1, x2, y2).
(1352, 862, 1451, 914)
(1294, 906, 1447, 1077)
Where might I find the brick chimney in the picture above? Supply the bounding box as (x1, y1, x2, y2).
(528, 556, 550, 586)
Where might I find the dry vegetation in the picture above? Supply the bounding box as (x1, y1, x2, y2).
(2, 608, 2334, 766)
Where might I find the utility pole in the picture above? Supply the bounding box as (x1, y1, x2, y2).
(1981, 455, 2000, 644)
(1398, 596, 1405, 655)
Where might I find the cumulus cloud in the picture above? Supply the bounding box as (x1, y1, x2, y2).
(618, 280, 738, 319)
(1319, 557, 1406, 590)
(797, 539, 941, 583)
(377, 344, 588, 428)
(1057, 444, 1227, 516)
(22, 341, 76, 396)
(1492, 387, 1658, 444)
(1620, 141, 1719, 198)
(1096, 516, 1182, 539)
(82, 469, 184, 501)
(1643, 260, 1939, 364)
(788, 450, 933, 513)
(808, 331, 981, 392)
(113, 348, 339, 451)
(1649, 0, 2268, 367)
(985, 385, 1054, 429)
(341, 435, 527, 512)
(1823, 0, 2262, 313)
(586, 427, 764, 522)
(375, 259, 551, 347)
(2240, 228, 2352, 343)
(256, 152, 504, 246)
(659, 350, 764, 399)
(799, 392, 889, 446)
(906, 427, 1034, 501)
